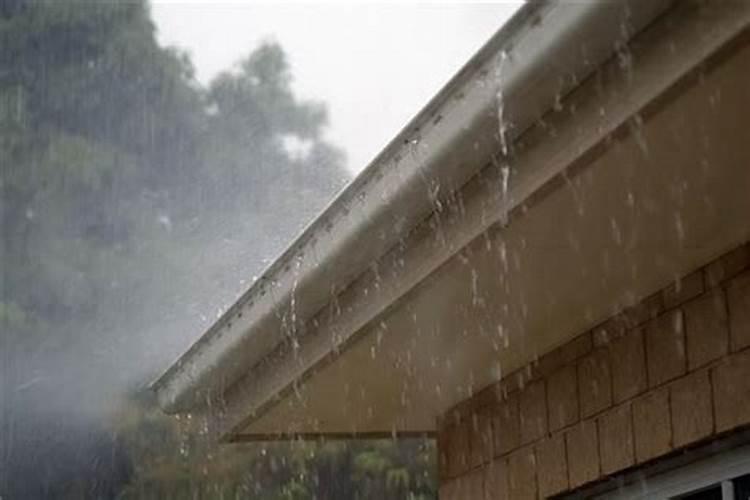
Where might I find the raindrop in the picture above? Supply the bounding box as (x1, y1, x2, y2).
(553, 92, 563, 112)
(496, 50, 511, 156)
(471, 269, 484, 308)
(491, 153, 512, 227)
(610, 218, 623, 246)
(616, 42, 634, 81)
(497, 89, 510, 156)
(628, 114, 649, 156)
(498, 241, 508, 272)
(499, 163, 511, 227)
(674, 212, 685, 242)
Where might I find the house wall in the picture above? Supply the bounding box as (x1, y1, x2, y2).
(437, 241, 750, 499)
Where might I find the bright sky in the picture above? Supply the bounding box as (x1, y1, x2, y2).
(151, 2, 522, 173)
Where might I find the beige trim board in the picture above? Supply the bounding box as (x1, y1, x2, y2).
(229, 431, 436, 443)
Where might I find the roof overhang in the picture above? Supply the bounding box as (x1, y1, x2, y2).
(153, 0, 750, 442)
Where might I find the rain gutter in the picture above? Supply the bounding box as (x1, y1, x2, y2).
(152, 0, 675, 414)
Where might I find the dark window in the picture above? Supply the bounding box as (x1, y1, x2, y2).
(735, 473, 750, 500)
(680, 486, 723, 500)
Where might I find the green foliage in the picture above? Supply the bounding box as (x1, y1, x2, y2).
(0, 1, 436, 498)
(113, 392, 436, 499)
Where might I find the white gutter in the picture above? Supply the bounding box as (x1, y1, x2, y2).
(152, 0, 674, 414)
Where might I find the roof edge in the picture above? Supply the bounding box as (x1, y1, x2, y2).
(153, 0, 674, 414)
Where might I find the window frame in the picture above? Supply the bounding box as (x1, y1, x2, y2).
(595, 444, 750, 500)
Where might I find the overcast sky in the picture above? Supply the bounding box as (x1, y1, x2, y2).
(151, 1, 521, 173)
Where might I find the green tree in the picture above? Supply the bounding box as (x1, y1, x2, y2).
(1, 1, 435, 499)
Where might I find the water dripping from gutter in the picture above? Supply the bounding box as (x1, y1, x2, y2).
(496, 49, 511, 157)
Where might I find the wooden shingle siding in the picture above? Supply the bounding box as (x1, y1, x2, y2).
(439, 241, 750, 498)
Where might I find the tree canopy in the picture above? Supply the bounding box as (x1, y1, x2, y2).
(1, 1, 436, 498)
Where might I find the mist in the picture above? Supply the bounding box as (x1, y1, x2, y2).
(0, 1, 365, 497)
(0, 0, 530, 495)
